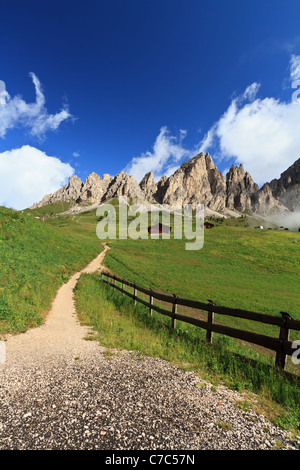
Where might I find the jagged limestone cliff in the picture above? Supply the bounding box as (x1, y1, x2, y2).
(30, 153, 300, 217)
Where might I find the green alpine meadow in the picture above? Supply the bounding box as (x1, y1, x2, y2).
(1, 200, 299, 433)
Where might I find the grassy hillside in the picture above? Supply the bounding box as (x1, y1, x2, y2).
(101, 223, 300, 372)
(103, 226, 300, 319)
(0, 206, 102, 334)
(24, 200, 76, 217)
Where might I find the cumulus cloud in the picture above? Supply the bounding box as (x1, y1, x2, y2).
(0, 145, 74, 210)
(199, 55, 300, 185)
(124, 126, 193, 182)
(0, 73, 72, 139)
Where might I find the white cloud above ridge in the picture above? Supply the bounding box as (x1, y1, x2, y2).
(124, 126, 194, 182)
(0, 145, 74, 210)
(0, 73, 72, 139)
(199, 54, 300, 185)
(124, 56, 300, 186)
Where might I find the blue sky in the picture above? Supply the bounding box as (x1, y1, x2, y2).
(1, 0, 300, 209)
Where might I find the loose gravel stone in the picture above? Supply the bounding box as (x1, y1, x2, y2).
(0, 352, 298, 450)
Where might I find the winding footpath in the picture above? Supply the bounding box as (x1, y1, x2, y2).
(0, 245, 298, 450)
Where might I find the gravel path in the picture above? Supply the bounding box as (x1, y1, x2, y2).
(0, 246, 298, 450)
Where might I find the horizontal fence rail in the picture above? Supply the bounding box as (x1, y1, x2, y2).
(101, 271, 300, 371)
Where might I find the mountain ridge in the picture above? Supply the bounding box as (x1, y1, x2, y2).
(30, 152, 300, 218)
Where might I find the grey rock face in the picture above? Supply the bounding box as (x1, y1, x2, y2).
(226, 164, 259, 212)
(103, 172, 146, 203)
(78, 172, 113, 204)
(251, 183, 289, 215)
(139, 172, 158, 202)
(160, 153, 226, 211)
(29, 153, 300, 216)
(268, 158, 300, 211)
(30, 175, 84, 209)
(225, 163, 294, 215)
(153, 175, 168, 203)
(67, 175, 84, 197)
(279, 185, 300, 211)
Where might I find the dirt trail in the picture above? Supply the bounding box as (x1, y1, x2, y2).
(2, 243, 110, 368)
(0, 243, 298, 450)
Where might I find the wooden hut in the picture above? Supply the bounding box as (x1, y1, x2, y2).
(148, 223, 171, 235)
(204, 221, 214, 229)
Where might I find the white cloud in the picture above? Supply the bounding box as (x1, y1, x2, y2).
(0, 73, 72, 139)
(124, 126, 193, 182)
(199, 56, 300, 185)
(242, 82, 261, 101)
(0, 145, 74, 210)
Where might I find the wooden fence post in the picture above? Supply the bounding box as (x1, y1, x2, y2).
(172, 294, 178, 329)
(275, 312, 291, 370)
(134, 283, 137, 306)
(206, 300, 215, 344)
(99, 273, 300, 371)
(149, 289, 153, 316)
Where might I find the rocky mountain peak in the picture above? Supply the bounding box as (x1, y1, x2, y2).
(104, 172, 145, 203)
(139, 172, 157, 202)
(225, 163, 259, 212)
(29, 153, 300, 218)
(77, 172, 112, 204)
(66, 175, 83, 198)
(267, 157, 300, 210)
(160, 152, 226, 211)
(68, 175, 83, 188)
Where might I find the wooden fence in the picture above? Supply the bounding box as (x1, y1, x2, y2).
(101, 271, 300, 371)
